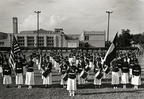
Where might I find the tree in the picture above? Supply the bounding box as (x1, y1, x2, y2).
(139, 34, 144, 44)
(117, 29, 133, 47)
(132, 34, 141, 44)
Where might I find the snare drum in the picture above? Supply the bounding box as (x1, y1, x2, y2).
(95, 70, 103, 79)
(80, 70, 88, 79)
(62, 73, 68, 81)
(42, 69, 50, 78)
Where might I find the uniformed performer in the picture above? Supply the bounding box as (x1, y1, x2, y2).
(77, 56, 86, 88)
(15, 57, 23, 88)
(111, 58, 120, 89)
(131, 59, 141, 89)
(25, 55, 35, 89)
(67, 61, 78, 96)
(59, 58, 69, 88)
(129, 56, 135, 79)
(93, 57, 103, 88)
(41, 56, 52, 88)
(2, 55, 12, 88)
(0, 53, 3, 73)
(21, 55, 27, 76)
(121, 56, 129, 89)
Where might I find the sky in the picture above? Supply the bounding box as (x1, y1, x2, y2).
(0, 0, 144, 40)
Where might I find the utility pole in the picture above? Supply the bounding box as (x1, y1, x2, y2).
(106, 11, 113, 42)
(34, 11, 41, 48)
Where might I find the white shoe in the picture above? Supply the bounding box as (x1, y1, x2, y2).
(69, 93, 72, 96)
(72, 93, 75, 96)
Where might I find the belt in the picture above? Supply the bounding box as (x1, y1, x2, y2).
(69, 73, 75, 74)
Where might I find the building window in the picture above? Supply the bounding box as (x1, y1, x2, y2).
(27, 36, 34, 47)
(47, 36, 54, 47)
(17, 36, 25, 47)
(0, 42, 4, 45)
(38, 37, 44, 47)
(85, 36, 89, 40)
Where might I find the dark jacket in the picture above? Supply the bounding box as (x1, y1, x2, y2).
(132, 64, 141, 76)
(26, 61, 34, 72)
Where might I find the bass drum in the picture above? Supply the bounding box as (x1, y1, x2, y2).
(80, 70, 88, 79)
(95, 70, 103, 79)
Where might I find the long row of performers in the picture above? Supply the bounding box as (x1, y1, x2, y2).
(0, 50, 141, 96)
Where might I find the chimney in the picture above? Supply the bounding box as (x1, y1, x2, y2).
(13, 17, 18, 33)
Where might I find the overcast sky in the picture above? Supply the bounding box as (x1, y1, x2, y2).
(0, 0, 144, 40)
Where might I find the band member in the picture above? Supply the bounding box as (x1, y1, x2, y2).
(25, 55, 35, 89)
(2, 55, 12, 88)
(0, 53, 3, 73)
(21, 55, 27, 75)
(67, 61, 78, 96)
(94, 57, 103, 88)
(54, 56, 60, 72)
(129, 56, 135, 79)
(60, 59, 69, 88)
(77, 56, 86, 88)
(15, 57, 23, 88)
(131, 59, 141, 89)
(42, 56, 52, 88)
(111, 58, 120, 89)
(121, 57, 129, 89)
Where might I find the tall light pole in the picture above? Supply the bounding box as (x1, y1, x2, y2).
(106, 11, 113, 42)
(34, 11, 41, 48)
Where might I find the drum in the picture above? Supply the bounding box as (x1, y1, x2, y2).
(95, 70, 103, 79)
(62, 73, 68, 81)
(42, 69, 50, 78)
(80, 70, 88, 79)
(104, 66, 110, 74)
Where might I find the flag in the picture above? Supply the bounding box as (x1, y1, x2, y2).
(9, 36, 21, 69)
(104, 33, 118, 66)
(9, 50, 15, 69)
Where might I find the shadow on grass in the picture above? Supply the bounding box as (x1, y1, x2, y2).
(77, 89, 144, 95)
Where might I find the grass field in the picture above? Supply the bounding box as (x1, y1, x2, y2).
(1, 53, 144, 99)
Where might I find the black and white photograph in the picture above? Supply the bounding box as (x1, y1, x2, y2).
(0, 0, 144, 99)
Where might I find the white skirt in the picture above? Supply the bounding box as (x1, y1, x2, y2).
(25, 72, 34, 85)
(111, 72, 119, 85)
(103, 72, 109, 79)
(60, 75, 67, 85)
(3, 75, 12, 85)
(121, 73, 129, 84)
(36, 59, 39, 66)
(67, 78, 77, 91)
(0, 67, 2, 73)
(94, 77, 101, 85)
(43, 73, 52, 85)
(38, 63, 41, 70)
(54, 61, 60, 71)
(131, 75, 141, 85)
(129, 69, 132, 78)
(16, 73, 23, 85)
(77, 74, 85, 84)
(23, 67, 26, 75)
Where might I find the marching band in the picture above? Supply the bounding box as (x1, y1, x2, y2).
(0, 50, 142, 96)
